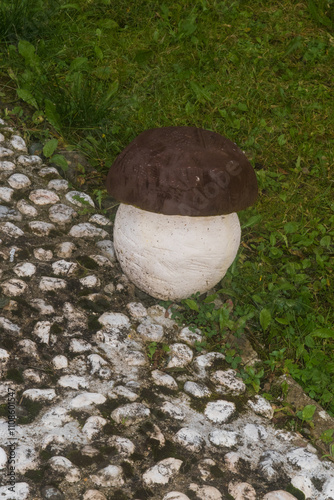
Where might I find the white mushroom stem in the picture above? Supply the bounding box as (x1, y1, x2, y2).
(113, 204, 241, 301)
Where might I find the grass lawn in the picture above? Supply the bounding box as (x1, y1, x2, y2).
(0, 0, 333, 419)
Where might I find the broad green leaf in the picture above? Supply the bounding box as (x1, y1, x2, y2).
(184, 299, 199, 312)
(320, 235, 331, 248)
(60, 3, 81, 9)
(310, 328, 334, 339)
(18, 40, 40, 70)
(44, 99, 61, 131)
(94, 45, 104, 60)
(43, 139, 58, 158)
(241, 215, 262, 229)
(69, 57, 88, 72)
(237, 102, 248, 111)
(260, 308, 271, 332)
(17, 88, 38, 109)
(284, 222, 299, 234)
(50, 154, 68, 172)
(302, 404, 316, 421)
(103, 81, 119, 103)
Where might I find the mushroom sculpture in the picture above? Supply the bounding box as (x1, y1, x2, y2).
(106, 126, 258, 301)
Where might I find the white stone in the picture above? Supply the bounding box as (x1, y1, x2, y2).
(0, 482, 30, 499)
(0, 349, 9, 362)
(52, 259, 78, 276)
(79, 275, 100, 288)
(0, 316, 20, 333)
(111, 403, 150, 425)
(23, 369, 41, 383)
(179, 326, 203, 346)
(18, 339, 39, 357)
(0, 160, 15, 172)
(1, 278, 27, 296)
(13, 262, 36, 277)
(247, 395, 274, 419)
(56, 241, 76, 258)
(193, 352, 225, 371)
(109, 436, 135, 456)
(39, 166, 59, 177)
(161, 402, 185, 421)
(109, 385, 138, 401)
(263, 492, 297, 500)
(286, 447, 321, 470)
(70, 339, 92, 353)
(58, 375, 89, 389)
(89, 254, 113, 267)
(98, 312, 130, 330)
(30, 299, 55, 315)
(290, 475, 314, 498)
(166, 343, 193, 368)
(114, 204, 241, 300)
(209, 429, 238, 448)
(29, 189, 60, 205)
(189, 484, 222, 500)
(0, 147, 14, 157)
(17, 154, 42, 166)
(69, 392, 106, 408)
(33, 321, 51, 343)
(22, 388, 56, 401)
(89, 214, 112, 226)
(91, 465, 124, 487)
(16, 199, 38, 216)
(143, 457, 183, 485)
(225, 452, 242, 473)
(49, 203, 77, 224)
(7, 173, 31, 189)
(83, 490, 107, 500)
(10, 135, 27, 151)
(163, 493, 191, 500)
(39, 277, 67, 291)
(204, 400, 236, 424)
(34, 248, 53, 260)
(0, 447, 7, 469)
(28, 220, 56, 236)
(40, 406, 71, 428)
(49, 456, 80, 482)
(82, 416, 107, 439)
(0, 204, 20, 221)
(88, 354, 109, 374)
(244, 423, 268, 442)
(104, 283, 115, 295)
(69, 223, 108, 238)
(173, 428, 204, 452)
(48, 178, 69, 191)
(66, 190, 95, 207)
(151, 370, 178, 390)
(137, 320, 164, 342)
(228, 482, 256, 500)
(52, 355, 68, 369)
(147, 304, 177, 328)
(212, 369, 246, 396)
(127, 301, 147, 319)
(184, 381, 211, 398)
(0, 221, 24, 237)
(96, 239, 116, 262)
(323, 478, 334, 498)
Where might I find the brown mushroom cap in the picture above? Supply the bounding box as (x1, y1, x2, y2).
(106, 126, 258, 216)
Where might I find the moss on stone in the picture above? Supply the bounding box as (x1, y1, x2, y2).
(6, 368, 24, 383)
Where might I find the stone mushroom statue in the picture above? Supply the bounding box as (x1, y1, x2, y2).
(106, 126, 258, 301)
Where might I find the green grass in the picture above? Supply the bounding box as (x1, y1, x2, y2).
(0, 0, 333, 414)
